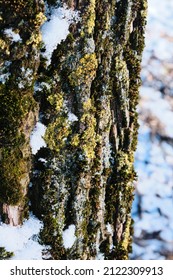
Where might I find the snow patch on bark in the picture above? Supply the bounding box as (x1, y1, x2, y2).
(62, 224, 76, 249)
(0, 214, 44, 259)
(41, 6, 80, 65)
(4, 28, 22, 43)
(30, 122, 47, 154)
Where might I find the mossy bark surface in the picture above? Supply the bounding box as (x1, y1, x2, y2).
(0, 0, 147, 259)
(31, 0, 147, 259)
(0, 0, 45, 225)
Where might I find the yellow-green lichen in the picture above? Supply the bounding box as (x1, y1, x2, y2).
(0, 39, 7, 50)
(80, 99, 97, 159)
(69, 53, 98, 87)
(117, 151, 134, 175)
(81, 122, 97, 159)
(26, 32, 42, 46)
(121, 216, 131, 251)
(44, 117, 71, 153)
(34, 12, 47, 27)
(82, 98, 93, 112)
(47, 93, 64, 113)
(71, 134, 80, 147)
(86, 0, 96, 35)
(0, 38, 10, 55)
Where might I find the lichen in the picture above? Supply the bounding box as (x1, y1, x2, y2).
(47, 93, 64, 113)
(70, 134, 80, 147)
(85, 0, 96, 35)
(69, 53, 98, 87)
(30, 0, 147, 260)
(121, 215, 131, 250)
(79, 99, 98, 159)
(44, 116, 71, 153)
(34, 12, 47, 27)
(0, 0, 45, 224)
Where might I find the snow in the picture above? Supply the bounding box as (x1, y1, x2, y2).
(39, 158, 47, 163)
(160, 229, 173, 242)
(68, 112, 78, 122)
(21, 67, 33, 78)
(135, 212, 168, 234)
(132, 0, 173, 259)
(4, 28, 22, 42)
(30, 121, 47, 154)
(144, 0, 173, 61)
(62, 224, 76, 249)
(96, 253, 104, 260)
(0, 61, 11, 84)
(0, 73, 10, 84)
(0, 214, 44, 259)
(140, 86, 173, 138)
(41, 6, 79, 64)
(106, 223, 113, 235)
(18, 82, 25, 89)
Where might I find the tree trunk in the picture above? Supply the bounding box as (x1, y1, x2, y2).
(31, 0, 147, 259)
(0, 0, 45, 225)
(0, 0, 147, 259)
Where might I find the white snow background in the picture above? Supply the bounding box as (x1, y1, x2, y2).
(131, 0, 173, 260)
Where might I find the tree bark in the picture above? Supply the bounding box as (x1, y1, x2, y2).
(0, 0, 147, 259)
(31, 0, 147, 259)
(0, 0, 45, 225)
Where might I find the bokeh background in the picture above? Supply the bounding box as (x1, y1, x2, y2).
(131, 0, 173, 259)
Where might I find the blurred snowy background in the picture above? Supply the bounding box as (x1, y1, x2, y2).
(131, 0, 173, 259)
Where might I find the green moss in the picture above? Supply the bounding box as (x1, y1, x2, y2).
(31, 0, 147, 260)
(110, 244, 129, 260)
(0, 83, 37, 144)
(116, 151, 134, 179)
(0, 247, 14, 260)
(46, 0, 58, 6)
(0, 146, 27, 205)
(99, 238, 111, 258)
(40, 215, 65, 260)
(80, 200, 91, 249)
(0, 0, 44, 213)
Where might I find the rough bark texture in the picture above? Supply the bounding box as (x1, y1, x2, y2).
(31, 0, 147, 259)
(0, 0, 45, 225)
(0, 0, 147, 259)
